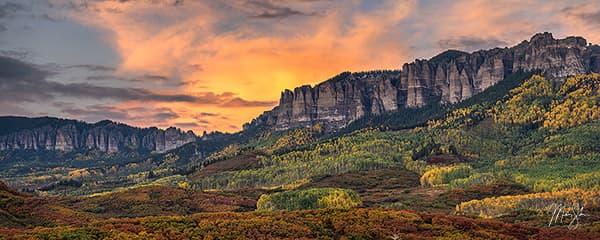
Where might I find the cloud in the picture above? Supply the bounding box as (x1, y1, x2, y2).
(198, 112, 219, 117)
(117, 0, 186, 7)
(221, 97, 276, 107)
(174, 122, 200, 128)
(247, 0, 319, 19)
(152, 111, 180, 121)
(86, 75, 131, 81)
(85, 73, 183, 86)
(50, 82, 199, 102)
(68, 64, 116, 71)
(57, 103, 181, 126)
(60, 104, 129, 120)
(0, 2, 26, 19)
(561, 4, 600, 26)
(0, 103, 32, 116)
(192, 112, 218, 123)
(171, 0, 185, 7)
(0, 56, 271, 106)
(437, 36, 509, 52)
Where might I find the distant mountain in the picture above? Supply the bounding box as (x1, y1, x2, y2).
(0, 116, 196, 153)
(245, 32, 600, 131)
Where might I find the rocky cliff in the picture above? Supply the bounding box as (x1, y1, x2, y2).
(0, 117, 196, 153)
(245, 32, 600, 131)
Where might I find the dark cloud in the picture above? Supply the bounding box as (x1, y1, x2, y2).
(185, 64, 203, 72)
(0, 56, 187, 103)
(174, 122, 200, 128)
(437, 36, 508, 52)
(86, 75, 129, 81)
(50, 0, 183, 13)
(68, 64, 116, 71)
(562, 5, 600, 25)
(0, 54, 46, 80)
(142, 74, 170, 82)
(60, 104, 129, 120)
(0, 56, 274, 108)
(247, 0, 319, 19)
(152, 112, 180, 121)
(172, 0, 185, 6)
(50, 82, 199, 102)
(113, 0, 185, 6)
(0, 2, 27, 19)
(86, 73, 183, 86)
(221, 97, 276, 107)
(58, 104, 180, 123)
(192, 113, 216, 126)
(198, 112, 219, 117)
(197, 119, 210, 124)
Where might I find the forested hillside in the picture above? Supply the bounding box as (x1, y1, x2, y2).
(0, 73, 598, 238)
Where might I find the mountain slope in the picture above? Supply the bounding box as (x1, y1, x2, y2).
(181, 73, 599, 227)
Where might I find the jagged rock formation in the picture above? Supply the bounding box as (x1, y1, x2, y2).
(0, 117, 196, 153)
(245, 32, 600, 131)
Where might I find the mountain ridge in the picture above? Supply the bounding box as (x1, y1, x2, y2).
(0, 116, 197, 153)
(244, 32, 600, 131)
(1, 32, 598, 153)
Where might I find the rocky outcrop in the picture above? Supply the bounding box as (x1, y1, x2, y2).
(0, 118, 196, 153)
(245, 32, 600, 131)
(245, 71, 402, 131)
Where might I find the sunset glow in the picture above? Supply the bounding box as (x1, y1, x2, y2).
(1, 0, 600, 133)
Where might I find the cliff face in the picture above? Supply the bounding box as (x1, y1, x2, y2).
(0, 118, 196, 153)
(245, 32, 600, 131)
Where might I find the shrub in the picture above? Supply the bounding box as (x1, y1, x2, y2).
(256, 188, 362, 211)
(456, 189, 600, 218)
(420, 164, 472, 187)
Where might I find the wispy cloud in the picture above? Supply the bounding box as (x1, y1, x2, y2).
(68, 64, 116, 71)
(0, 56, 272, 106)
(246, 0, 320, 19)
(55, 103, 182, 128)
(221, 97, 276, 108)
(437, 36, 508, 52)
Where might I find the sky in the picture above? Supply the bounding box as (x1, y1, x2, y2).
(1, 0, 600, 134)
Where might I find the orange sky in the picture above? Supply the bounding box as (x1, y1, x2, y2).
(67, 0, 417, 133)
(2, 0, 600, 133)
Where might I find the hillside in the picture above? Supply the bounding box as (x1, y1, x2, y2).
(3, 208, 599, 239)
(0, 73, 597, 238)
(0, 181, 94, 228)
(180, 73, 599, 227)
